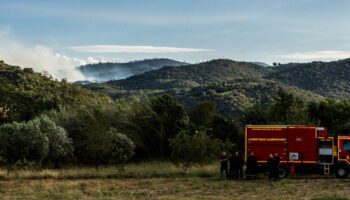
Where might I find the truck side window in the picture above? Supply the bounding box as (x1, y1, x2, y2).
(343, 140, 350, 152)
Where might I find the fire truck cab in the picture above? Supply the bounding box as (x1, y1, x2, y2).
(245, 125, 350, 178)
(336, 136, 350, 177)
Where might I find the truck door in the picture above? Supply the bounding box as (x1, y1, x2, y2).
(336, 136, 350, 178)
(338, 136, 350, 163)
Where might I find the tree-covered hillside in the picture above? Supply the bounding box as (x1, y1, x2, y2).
(102, 58, 350, 99)
(79, 58, 188, 81)
(0, 60, 111, 124)
(268, 59, 350, 98)
(83, 59, 340, 116)
(168, 79, 324, 116)
(84, 78, 323, 117)
(107, 59, 270, 90)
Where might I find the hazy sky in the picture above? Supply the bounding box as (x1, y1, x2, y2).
(1, 0, 350, 80)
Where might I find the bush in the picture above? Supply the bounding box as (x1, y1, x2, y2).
(0, 116, 73, 168)
(82, 127, 135, 170)
(83, 128, 114, 168)
(0, 120, 49, 167)
(109, 128, 135, 171)
(36, 116, 73, 165)
(189, 101, 217, 130)
(170, 130, 221, 169)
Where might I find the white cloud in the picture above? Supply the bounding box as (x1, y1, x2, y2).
(277, 50, 350, 61)
(0, 29, 100, 81)
(68, 45, 213, 53)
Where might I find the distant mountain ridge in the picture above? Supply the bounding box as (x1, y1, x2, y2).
(3, 57, 348, 118)
(251, 62, 270, 67)
(267, 59, 350, 99)
(79, 58, 188, 81)
(107, 59, 271, 90)
(81, 58, 350, 116)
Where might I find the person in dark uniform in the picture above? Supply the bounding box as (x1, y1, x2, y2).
(267, 153, 274, 180)
(246, 152, 258, 180)
(220, 151, 229, 179)
(230, 151, 244, 180)
(273, 152, 281, 181)
(237, 152, 244, 179)
(228, 153, 235, 180)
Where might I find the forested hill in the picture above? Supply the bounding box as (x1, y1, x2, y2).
(0, 60, 111, 124)
(81, 58, 350, 116)
(107, 59, 270, 90)
(103, 58, 350, 99)
(168, 79, 324, 116)
(79, 58, 188, 81)
(268, 59, 350, 99)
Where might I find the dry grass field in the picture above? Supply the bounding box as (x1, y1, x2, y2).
(0, 161, 349, 200)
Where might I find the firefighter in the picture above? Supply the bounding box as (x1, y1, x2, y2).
(273, 153, 281, 181)
(230, 151, 244, 180)
(220, 151, 229, 179)
(237, 152, 244, 179)
(246, 152, 258, 180)
(267, 154, 274, 180)
(228, 153, 235, 180)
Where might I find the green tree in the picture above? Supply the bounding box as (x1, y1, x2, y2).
(189, 101, 217, 130)
(84, 130, 113, 169)
(109, 128, 135, 171)
(0, 120, 49, 168)
(47, 102, 120, 163)
(308, 100, 350, 135)
(209, 116, 242, 148)
(268, 89, 308, 124)
(150, 94, 189, 157)
(241, 89, 310, 125)
(36, 116, 73, 166)
(117, 97, 160, 158)
(241, 104, 269, 125)
(170, 130, 221, 169)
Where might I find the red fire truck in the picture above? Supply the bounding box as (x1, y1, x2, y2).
(245, 125, 350, 178)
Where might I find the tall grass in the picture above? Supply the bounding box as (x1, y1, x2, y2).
(0, 162, 350, 199)
(0, 161, 219, 180)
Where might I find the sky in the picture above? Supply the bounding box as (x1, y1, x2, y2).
(1, 0, 350, 80)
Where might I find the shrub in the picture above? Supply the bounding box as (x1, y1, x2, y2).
(37, 116, 73, 165)
(109, 128, 135, 171)
(82, 127, 135, 170)
(0, 116, 73, 168)
(170, 130, 221, 169)
(0, 120, 49, 167)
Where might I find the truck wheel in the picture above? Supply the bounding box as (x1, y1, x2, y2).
(336, 166, 348, 178)
(279, 167, 289, 178)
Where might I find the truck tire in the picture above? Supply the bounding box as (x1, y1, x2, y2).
(279, 167, 289, 178)
(336, 166, 348, 178)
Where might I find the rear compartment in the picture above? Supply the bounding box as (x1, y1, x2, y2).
(245, 125, 321, 164)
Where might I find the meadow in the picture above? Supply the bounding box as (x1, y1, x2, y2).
(0, 161, 349, 200)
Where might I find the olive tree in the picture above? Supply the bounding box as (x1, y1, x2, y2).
(0, 120, 49, 168)
(0, 116, 73, 169)
(84, 129, 114, 169)
(109, 128, 135, 171)
(170, 130, 221, 169)
(36, 116, 73, 166)
(83, 127, 135, 170)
